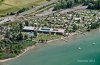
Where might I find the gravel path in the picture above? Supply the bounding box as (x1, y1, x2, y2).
(60, 5, 87, 14)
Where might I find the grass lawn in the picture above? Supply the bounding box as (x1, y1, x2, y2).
(0, 0, 47, 16)
(33, 34, 62, 42)
(22, 32, 62, 43)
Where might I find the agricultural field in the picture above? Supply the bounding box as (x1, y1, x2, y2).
(0, 0, 47, 16)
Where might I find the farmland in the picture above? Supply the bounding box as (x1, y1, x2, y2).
(0, 0, 47, 16)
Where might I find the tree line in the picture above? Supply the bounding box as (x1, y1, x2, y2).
(53, 0, 100, 11)
(87, 0, 100, 10)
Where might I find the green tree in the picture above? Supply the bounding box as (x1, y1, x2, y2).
(16, 32, 23, 40)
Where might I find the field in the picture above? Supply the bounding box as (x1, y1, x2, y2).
(0, 0, 47, 16)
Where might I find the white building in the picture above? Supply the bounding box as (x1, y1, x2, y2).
(23, 26, 65, 35)
(23, 26, 37, 32)
(51, 28, 65, 35)
(74, 17, 81, 21)
(38, 27, 52, 33)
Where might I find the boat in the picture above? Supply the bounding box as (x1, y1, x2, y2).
(78, 47, 82, 50)
(92, 43, 96, 45)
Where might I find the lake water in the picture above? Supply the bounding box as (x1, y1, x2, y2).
(1, 29, 100, 65)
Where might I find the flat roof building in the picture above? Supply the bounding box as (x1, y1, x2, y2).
(23, 26, 65, 35)
(23, 26, 37, 32)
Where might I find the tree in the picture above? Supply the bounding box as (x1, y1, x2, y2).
(46, 0, 51, 2)
(34, 31, 37, 37)
(87, 0, 100, 10)
(25, 21, 29, 26)
(87, 3, 94, 9)
(19, 23, 23, 30)
(5, 31, 10, 39)
(24, 34, 28, 40)
(16, 32, 23, 40)
(72, 24, 78, 32)
(74, 0, 79, 3)
(67, 1, 73, 8)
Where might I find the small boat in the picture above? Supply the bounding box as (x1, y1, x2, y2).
(92, 43, 96, 45)
(78, 47, 82, 50)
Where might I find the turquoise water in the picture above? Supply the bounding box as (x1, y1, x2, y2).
(1, 29, 100, 65)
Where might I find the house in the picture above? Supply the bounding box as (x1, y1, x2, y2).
(51, 28, 65, 35)
(74, 17, 81, 21)
(23, 26, 65, 35)
(38, 27, 65, 35)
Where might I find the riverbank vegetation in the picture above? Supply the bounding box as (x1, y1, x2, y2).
(87, 0, 100, 10)
(0, 22, 37, 59)
(0, 20, 61, 59)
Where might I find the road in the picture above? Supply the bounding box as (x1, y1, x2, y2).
(0, 0, 57, 24)
(0, 5, 88, 24)
(19, 0, 57, 16)
(35, 5, 87, 17)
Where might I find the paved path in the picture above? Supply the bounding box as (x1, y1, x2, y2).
(0, 0, 57, 24)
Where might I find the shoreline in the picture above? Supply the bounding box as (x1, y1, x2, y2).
(0, 32, 77, 63)
(0, 28, 99, 63)
(0, 45, 36, 63)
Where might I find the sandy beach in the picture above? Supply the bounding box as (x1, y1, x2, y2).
(0, 45, 35, 63)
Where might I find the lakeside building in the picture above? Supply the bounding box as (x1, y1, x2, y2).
(23, 26, 38, 32)
(74, 17, 81, 20)
(23, 26, 65, 35)
(38, 27, 52, 33)
(51, 28, 65, 35)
